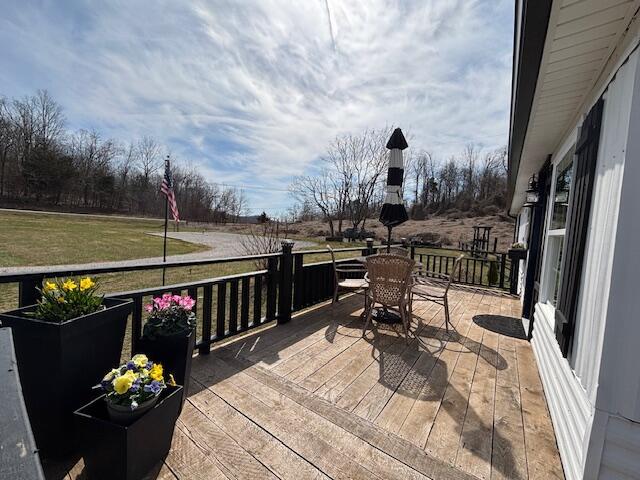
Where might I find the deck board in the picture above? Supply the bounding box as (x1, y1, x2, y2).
(55, 287, 564, 480)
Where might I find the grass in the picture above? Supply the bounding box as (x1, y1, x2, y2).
(0, 210, 206, 267)
(0, 211, 365, 312)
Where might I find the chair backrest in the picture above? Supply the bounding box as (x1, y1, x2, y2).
(388, 246, 410, 257)
(327, 245, 339, 284)
(444, 255, 464, 292)
(366, 254, 415, 306)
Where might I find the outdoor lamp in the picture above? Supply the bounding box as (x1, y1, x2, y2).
(523, 174, 540, 208)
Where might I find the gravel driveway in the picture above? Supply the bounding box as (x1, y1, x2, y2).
(0, 231, 318, 275)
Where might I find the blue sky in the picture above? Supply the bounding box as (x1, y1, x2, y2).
(0, 0, 514, 215)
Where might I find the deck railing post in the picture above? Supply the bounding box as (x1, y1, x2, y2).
(365, 238, 374, 256)
(509, 256, 520, 295)
(499, 253, 507, 290)
(277, 240, 294, 324)
(18, 275, 44, 308)
(410, 245, 416, 260)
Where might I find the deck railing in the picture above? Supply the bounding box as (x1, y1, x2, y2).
(0, 241, 519, 357)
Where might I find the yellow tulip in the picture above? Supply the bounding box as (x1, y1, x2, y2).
(57, 296, 66, 303)
(44, 281, 57, 292)
(79, 277, 95, 291)
(62, 279, 77, 291)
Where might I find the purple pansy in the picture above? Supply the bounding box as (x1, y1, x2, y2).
(144, 380, 162, 395)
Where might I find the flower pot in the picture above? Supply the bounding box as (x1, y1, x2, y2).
(74, 385, 183, 480)
(106, 394, 159, 425)
(0, 297, 132, 456)
(136, 330, 195, 408)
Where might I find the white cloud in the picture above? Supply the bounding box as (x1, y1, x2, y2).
(0, 0, 513, 214)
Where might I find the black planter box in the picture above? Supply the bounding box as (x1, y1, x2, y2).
(136, 330, 195, 407)
(74, 385, 183, 480)
(0, 297, 132, 456)
(508, 248, 528, 261)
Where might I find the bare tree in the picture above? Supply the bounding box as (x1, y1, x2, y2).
(239, 221, 290, 268)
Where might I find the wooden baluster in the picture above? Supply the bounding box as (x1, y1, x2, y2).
(229, 279, 238, 334)
(293, 253, 304, 311)
(216, 283, 227, 339)
(266, 257, 278, 322)
(253, 275, 263, 325)
(499, 253, 507, 289)
(241, 277, 250, 331)
(199, 285, 213, 355)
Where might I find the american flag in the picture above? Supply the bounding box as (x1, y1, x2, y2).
(161, 157, 180, 222)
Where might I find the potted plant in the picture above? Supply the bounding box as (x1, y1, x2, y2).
(136, 293, 196, 406)
(74, 356, 182, 480)
(95, 354, 171, 423)
(0, 277, 131, 455)
(508, 242, 528, 261)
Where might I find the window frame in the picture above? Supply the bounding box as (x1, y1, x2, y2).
(539, 134, 578, 314)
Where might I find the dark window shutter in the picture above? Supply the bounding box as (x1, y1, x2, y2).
(555, 98, 604, 357)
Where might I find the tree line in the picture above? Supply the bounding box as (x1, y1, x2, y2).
(0, 90, 246, 222)
(290, 129, 507, 235)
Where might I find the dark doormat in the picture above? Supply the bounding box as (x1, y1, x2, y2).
(473, 314, 527, 340)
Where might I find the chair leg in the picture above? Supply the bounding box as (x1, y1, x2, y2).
(362, 301, 374, 338)
(332, 286, 339, 307)
(444, 295, 450, 333)
(399, 303, 410, 345)
(409, 291, 413, 318)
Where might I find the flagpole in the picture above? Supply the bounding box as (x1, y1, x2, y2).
(162, 156, 170, 286)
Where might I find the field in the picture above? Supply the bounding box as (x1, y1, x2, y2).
(0, 209, 206, 267)
(191, 214, 516, 251)
(0, 210, 360, 312)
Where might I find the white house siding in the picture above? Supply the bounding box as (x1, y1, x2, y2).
(530, 49, 640, 480)
(585, 46, 640, 480)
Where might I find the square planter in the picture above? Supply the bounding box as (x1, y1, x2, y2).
(136, 330, 195, 409)
(0, 297, 132, 456)
(508, 248, 528, 261)
(74, 385, 183, 480)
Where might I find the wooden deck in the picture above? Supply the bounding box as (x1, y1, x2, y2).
(55, 286, 564, 480)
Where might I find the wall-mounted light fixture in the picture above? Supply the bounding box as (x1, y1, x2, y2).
(523, 174, 540, 208)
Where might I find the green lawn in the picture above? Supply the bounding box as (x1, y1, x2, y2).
(0, 211, 363, 312)
(0, 210, 206, 267)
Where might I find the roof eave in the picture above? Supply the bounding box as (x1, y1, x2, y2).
(507, 0, 553, 215)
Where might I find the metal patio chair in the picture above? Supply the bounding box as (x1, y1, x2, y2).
(410, 255, 463, 332)
(327, 245, 369, 311)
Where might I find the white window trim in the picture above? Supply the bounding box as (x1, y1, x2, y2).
(539, 129, 579, 323)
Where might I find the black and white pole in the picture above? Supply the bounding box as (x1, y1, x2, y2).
(379, 128, 409, 253)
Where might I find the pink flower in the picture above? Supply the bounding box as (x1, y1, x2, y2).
(144, 304, 154, 313)
(172, 294, 182, 304)
(162, 293, 172, 301)
(179, 296, 195, 311)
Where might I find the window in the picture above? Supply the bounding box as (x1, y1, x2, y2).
(542, 145, 575, 306)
